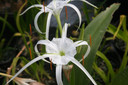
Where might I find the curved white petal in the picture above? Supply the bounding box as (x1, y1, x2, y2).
(74, 41, 90, 62)
(70, 0, 98, 9)
(35, 40, 59, 55)
(75, 40, 88, 47)
(35, 40, 59, 63)
(62, 23, 69, 38)
(80, 0, 98, 9)
(20, 4, 43, 15)
(41, 54, 60, 63)
(46, 11, 53, 39)
(34, 11, 44, 33)
(7, 56, 44, 84)
(56, 65, 63, 85)
(65, 3, 82, 28)
(68, 57, 97, 85)
(73, 40, 83, 45)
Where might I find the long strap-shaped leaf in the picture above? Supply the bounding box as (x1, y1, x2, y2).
(71, 3, 120, 85)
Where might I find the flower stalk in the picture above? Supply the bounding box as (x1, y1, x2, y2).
(55, 15, 63, 36)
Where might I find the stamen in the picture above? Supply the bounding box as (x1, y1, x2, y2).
(65, 6, 68, 20)
(29, 24, 32, 36)
(29, 48, 32, 59)
(89, 35, 92, 46)
(82, 55, 84, 66)
(43, 1, 45, 13)
(50, 59, 52, 70)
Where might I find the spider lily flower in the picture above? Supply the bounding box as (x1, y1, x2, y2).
(20, 0, 97, 39)
(7, 23, 97, 85)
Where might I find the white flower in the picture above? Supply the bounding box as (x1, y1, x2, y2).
(20, 0, 97, 39)
(7, 23, 97, 85)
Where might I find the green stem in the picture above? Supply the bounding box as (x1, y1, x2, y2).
(121, 15, 127, 33)
(55, 15, 62, 36)
(83, 3, 90, 24)
(113, 15, 124, 39)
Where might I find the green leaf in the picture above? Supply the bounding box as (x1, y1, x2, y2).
(16, 0, 29, 52)
(96, 51, 115, 79)
(11, 57, 20, 75)
(110, 66, 128, 85)
(0, 13, 8, 39)
(93, 51, 115, 84)
(0, 15, 16, 33)
(93, 62, 108, 83)
(71, 3, 120, 85)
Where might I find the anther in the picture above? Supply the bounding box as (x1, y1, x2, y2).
(82, 55, 84, 66)
(29, 48, 32, 59)
(50, 59, 52, 70)
(29, 24, 32, 36)
(65, 6, 68, 20)
(43, 1, 45, 13)
(89, 35, 92, 46)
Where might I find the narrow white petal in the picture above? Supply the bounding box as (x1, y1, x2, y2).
(69, 57, 97, 85)
(73, 40, 83, 45)
(65, 3, 82, 28)
(34, 42, 50, 63)
(35, 40, 59, 63)
(75, 41, 88, 47)
(46, 11, 53, 39)
(80, 45, 90, 62)
(62, 23, 69, 38)
(41, 54, 60, 63)
(56, 65, 63, 85)
(34, 11, 44, 33)
(70, 0, 98, 9)
(20, 4, 43, 15)
(34, 40, 50, 63)
(35, 40, 59, 55)
(6, 56, 43, 84)
(80, 0, 98, 9)
(74, 41, 90, 62)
